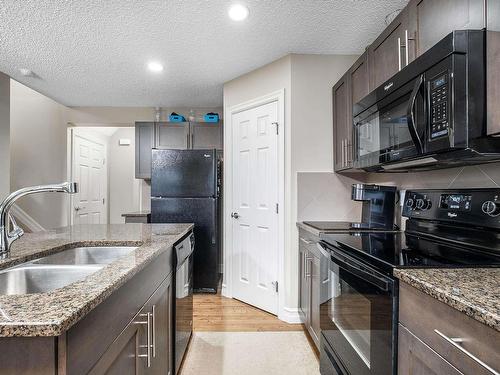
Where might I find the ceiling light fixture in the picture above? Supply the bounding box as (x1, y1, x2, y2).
(228, 4, 249, 21)
(147, 61, 164, 73)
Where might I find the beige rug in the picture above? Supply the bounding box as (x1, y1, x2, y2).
(180, 331, 320, 375)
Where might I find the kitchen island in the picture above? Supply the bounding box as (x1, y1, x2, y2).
(0, 223, 193, 374)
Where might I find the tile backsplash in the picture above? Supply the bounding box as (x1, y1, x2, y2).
(367, 162, 500, 189)
(297, 162, 500, 222)
(297, 172, 363, 222)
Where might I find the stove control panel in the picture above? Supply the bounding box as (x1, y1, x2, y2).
(403, 189, 500, 228)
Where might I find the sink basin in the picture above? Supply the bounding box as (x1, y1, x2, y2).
(0, 264, 103, 295)
(0, 246, 137, 295)
(31, 246, 137, 266)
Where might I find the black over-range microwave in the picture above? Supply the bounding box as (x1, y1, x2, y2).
(353, 29, 500, 172)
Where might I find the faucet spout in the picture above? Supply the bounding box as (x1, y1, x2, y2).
(0, 182, 78, 258)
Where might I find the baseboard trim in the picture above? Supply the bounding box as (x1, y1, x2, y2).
(10, 204, 45, 232)
(280, 307, 302, 324)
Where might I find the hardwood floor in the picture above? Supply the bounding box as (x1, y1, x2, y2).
(193, 292, 304, 332)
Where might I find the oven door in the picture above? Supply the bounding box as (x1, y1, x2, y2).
(318, 243, 397, 375)
(354, 75, 426, 170)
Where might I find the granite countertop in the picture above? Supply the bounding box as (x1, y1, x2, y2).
(121, 211, 151, 217)
(394, 268, 500, 332)
(0, 223, 193, 337)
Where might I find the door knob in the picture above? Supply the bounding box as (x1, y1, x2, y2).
(231, 212, 240, 219)
(74, 206, 85, 211)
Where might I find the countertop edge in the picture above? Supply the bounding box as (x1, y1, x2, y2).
(394, 268, 500, 333)
(296, 222, 322, 236)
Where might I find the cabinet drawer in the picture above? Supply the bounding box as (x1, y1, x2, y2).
(399, 324, 463, 375)
(399, 282, 500, 375)
(298, 228, 320, 255)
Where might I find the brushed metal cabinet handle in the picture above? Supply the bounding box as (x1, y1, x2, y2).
(152, 305, 156, 358)
(398, 37, 402, 71)
(434, 329, 499, 375)
(136, 312, 152, 367)
(300, 237, 314, 245)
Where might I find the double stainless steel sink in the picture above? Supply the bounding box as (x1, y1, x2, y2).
(0, 246, 137, 295)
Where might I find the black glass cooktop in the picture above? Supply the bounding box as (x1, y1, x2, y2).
(320, 229, 500, 273)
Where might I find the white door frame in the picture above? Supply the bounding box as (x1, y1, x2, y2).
(67, 127, 109, 225)
(223, 89, 287, 321)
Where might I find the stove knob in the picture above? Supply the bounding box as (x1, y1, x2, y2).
(405, 198, 416, 209)
(482, 201, 500, 217)
(416, 199, 426, 210)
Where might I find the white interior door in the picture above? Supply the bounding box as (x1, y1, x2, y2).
(231, 100, 279, 314)
(72, 132, 107, 224)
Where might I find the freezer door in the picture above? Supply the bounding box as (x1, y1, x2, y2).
(151, 149, 216, 198)
(151, 197, 219, 292)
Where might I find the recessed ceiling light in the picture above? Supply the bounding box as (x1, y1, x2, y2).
(19, 68, 34, 77)
(228, 4, 249, 21)
(147, 61, 164, 73)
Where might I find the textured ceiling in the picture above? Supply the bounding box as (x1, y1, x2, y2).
(0, 0, 408, 107)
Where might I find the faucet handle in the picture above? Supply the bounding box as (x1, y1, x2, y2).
(7, 213, 24, 239)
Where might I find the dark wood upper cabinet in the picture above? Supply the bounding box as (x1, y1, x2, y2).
(190, 122, 223, 150)
(368, 8, 410, 91)
(408, 0, 486, 58)
(350, 52, 370, 105)
(135, 122, 155, 179)
(333, 73, 350, 172)
(156, 122, 190, 150)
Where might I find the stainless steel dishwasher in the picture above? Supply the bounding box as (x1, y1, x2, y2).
(173, 232, 194, 374)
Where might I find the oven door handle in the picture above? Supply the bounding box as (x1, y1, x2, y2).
(322, 244, 391, 292)
(407, 74, 424, 154)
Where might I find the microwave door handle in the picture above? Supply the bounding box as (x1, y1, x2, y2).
(407, 74, 424, 154)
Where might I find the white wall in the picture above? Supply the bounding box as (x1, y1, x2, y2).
(108, 128, 141, 223)
(10, 80, 69, 229)
(223, 54, 358, 314)
(0, 73, 10, 199)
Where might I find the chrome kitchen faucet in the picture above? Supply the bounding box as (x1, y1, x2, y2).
(0, 182, 78, 258)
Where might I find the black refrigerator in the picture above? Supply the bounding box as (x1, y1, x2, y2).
(151, 149, 221, 293)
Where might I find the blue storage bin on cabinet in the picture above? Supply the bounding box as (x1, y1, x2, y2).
(203, 113, 219, 123)
(169, 113, 186, 122)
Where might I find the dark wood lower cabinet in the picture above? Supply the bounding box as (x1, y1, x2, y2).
(398, 324, 464, 375)
(298, 228, 321, 350)
(89, 275, 172, 375)
(0, 248, 176, 375)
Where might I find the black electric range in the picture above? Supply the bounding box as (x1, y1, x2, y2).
(318, 188, 500, 375)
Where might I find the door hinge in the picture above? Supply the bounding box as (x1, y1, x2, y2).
(275, 203, 279, 214)
(272, 281, 279, 293)
(273, 122, 279, 135)
(102, 158, 106, 165)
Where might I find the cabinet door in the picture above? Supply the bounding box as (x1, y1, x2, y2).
(409, 0, 485, 58)
(89, 315, 148, 375)
(145, 275, 173, 375)
(333, 73, 351, 172)
(398, 324, 464, 375)
(298, 241, 309, 323)
(135, 122, 155, 179)
(368, 8, 409, 90)
(190, 122, 223, 150)
(350, 52, 370, 105)
(156, 122, 189, 149)
(309, 253, 321, 349)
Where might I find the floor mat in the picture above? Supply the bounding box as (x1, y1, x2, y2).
(180, 331, 320, 375)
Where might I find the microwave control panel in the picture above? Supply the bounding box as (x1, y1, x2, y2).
(429, 73, 450, 139)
